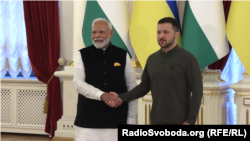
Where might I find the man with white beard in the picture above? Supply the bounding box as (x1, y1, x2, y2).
(73, 18, 138, 141)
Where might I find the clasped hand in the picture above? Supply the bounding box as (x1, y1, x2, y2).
(100, 92, 122, 108)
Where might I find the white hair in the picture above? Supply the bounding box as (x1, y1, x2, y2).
(92, 18, 112, 30)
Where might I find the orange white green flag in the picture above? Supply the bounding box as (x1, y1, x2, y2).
(82, 0, 135, 57)
(182, 1, 229, 69)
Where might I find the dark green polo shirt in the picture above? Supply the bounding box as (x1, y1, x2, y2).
(119, 44, 203, 125)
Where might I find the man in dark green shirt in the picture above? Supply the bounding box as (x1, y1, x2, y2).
(103, 17, 203, 125)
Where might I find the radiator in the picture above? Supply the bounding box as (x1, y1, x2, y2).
(1, 78, 48, 134)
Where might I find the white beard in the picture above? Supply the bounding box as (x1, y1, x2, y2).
(92, 35, 110, 49)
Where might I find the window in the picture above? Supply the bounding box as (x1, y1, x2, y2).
(0, 1, 34, 78)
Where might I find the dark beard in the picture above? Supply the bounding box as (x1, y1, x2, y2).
(161, 41, 174, 48)
(159, 38, 174, 48)
(159, 33, 175, 48)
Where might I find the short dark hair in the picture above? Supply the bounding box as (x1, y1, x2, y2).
(158, 17, 179, 32)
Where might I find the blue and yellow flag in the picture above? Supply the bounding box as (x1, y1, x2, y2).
(129, 1, 181, 69)
(226, 1, 250, 75)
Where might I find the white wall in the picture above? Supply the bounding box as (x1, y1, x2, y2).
(72, 1, 87, 60)
(59, 1, 86, 66)
(60, 1, 74, 66)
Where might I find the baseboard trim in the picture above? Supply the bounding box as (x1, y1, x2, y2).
(52, 136, 74, 141)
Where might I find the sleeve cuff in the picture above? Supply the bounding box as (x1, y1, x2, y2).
(96, 90, 105, 101)
(185, 118, 195, 125)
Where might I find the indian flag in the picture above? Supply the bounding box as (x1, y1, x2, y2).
(82, 0, 135, 57)
(226, 1, 250, 76)
(182, 1, 229, 69)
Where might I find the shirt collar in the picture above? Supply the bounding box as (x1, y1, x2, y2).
(103, 42, 112, 52)
(159, 44, 180, 56)
(93, 42, 113, 52)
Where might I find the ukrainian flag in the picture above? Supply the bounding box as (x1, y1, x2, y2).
(226, 1, 250, 76)
(129, 1, 181, 69)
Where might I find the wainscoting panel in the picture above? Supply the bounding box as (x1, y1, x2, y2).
(1, 88, 12, 126)
(16, 89, 47, 126)
(1, 78, 49, 135)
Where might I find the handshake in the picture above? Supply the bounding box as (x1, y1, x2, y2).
(101, 92, 123, 108)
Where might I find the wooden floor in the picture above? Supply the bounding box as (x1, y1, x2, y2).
(1, 133, 52, 141)
(1, 133, 74, 141)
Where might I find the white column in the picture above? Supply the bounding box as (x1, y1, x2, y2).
(199, 69, 232, 124)
(54, 66, 77, 138)
(55, 0, 87, 137)
(230, 71, 250, 125)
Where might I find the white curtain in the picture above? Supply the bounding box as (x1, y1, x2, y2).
(0, 1, 31, 78)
